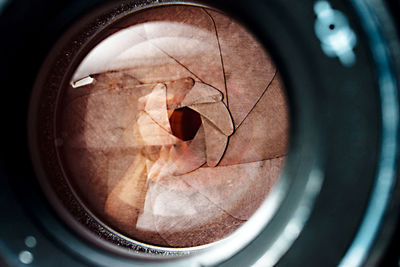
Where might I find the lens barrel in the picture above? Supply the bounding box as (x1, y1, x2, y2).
(1, 0, 400, 266)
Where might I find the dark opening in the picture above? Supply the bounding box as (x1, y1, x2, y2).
(169, 107, 202, 141)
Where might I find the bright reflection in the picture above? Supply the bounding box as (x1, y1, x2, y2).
(73, 22, 214, 82)
(314, 1, 357, 66)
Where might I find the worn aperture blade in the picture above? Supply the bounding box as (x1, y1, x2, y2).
(189, 102, 234, 136)
(141, 6, 227, 103)
(169, 124, 207, 175)
(179, 82, 223, 108)
(137, 112, 179, 146)
(206, 9, 277, 127)
(201, 117, 228, 167)
(103, 154, 169, 246)
(220, 74, 289, 166)
(146, 175, 243, 247)
(166, 77, 195, 111)
(181, 157, 285, 220)
(144, 83, 172, 133)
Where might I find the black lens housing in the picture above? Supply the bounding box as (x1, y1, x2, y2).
(1, 0, 400, 266)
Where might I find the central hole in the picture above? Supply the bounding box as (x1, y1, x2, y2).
(169, 107, 202, 141)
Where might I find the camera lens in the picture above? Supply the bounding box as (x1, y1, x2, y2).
(2, 0, 400, 266)
(33, 5, 289, 249)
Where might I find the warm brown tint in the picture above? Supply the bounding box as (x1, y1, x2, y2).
(169, 108, 202, 141)
(57, 6, 289, 247)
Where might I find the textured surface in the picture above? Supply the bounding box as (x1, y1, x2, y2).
(58, 6, 289, 247)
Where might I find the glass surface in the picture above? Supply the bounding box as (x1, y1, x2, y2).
(57, 5, 289, 247)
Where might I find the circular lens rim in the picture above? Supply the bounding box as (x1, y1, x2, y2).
(21, 0, 400, 266)
(27, 0, 318, 265)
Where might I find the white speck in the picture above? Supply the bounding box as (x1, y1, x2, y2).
(19, 251, 33, 264)
(71, 76, 94, 88)
(24, 236, 37, 248)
